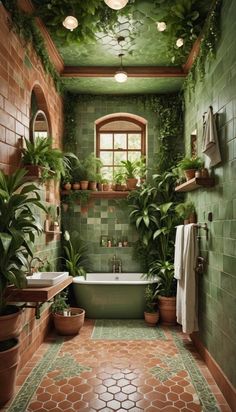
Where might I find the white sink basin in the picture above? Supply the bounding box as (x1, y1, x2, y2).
(26, 272, 69, 287)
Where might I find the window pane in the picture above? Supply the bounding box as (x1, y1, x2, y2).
(128, 133, 141, 149)
(128, 151, 141, 162)
(114, 134, 126, 149)
(114, 151, 126, 165)
(100, 151, 113, 165)
(102, 167, 113, 180)
(100, 134, 113, 149)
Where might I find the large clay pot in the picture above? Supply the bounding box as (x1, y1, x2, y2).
(0, 338, 20, 406)
(89, 181, 97, 191)
(158, 296, 177, 326)
(0, 306, 23, 341)
(144, 311, 159, 327)
(53, 307, 85, 335)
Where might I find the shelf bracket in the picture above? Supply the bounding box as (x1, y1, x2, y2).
(20, 302, 45, 319)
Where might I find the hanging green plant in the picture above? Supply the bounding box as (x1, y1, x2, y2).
(2, 0, 62, 92)
(184, 0, 222, 96)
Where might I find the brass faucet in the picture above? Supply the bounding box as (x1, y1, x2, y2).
(111, 255, 122, 273)
(27, 257, 44, 275)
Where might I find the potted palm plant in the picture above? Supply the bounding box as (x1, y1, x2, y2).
(0, 168, 46, 405)
(144, 285, 159, 326)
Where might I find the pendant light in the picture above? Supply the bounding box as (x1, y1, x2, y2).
(114, 53, 128, 83)
(104, 0, 129, 10)
(62, 15, 78, 31)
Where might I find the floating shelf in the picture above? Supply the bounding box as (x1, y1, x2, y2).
(61, 190, 129, 199)
(6, 277, 73, 303)
(175, 177, 215, 192)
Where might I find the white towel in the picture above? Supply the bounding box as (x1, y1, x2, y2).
(202, 106, 221, 167)
(176, 224, 199, 334)
(174, 225, 184, 280)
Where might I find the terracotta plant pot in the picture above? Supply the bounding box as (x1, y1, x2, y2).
(103, 183, 110, 191)
(53, 307, 85, 335)
(158, 296, 177, 326)
(80, 181, 89, 190)
(184, 169, 196, 181)
(64, 182, 72, 191)
(0, 307, 23, 341)
(0, 338, 20, 406)
(126, 178, 138, 190)
(144, 311, 159, 327)
(97, 183, 103, 191)
(89, 181, 97, 191)
(72, 182, 80, 190)
(189, 213, 197, 223)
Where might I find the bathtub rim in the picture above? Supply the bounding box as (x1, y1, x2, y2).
(73, 274, 157, 286)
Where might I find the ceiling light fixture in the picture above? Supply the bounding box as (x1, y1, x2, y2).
(62, 15, 78, 31)
(114, 53, 128, 83)
(104, 0, 129, 10)
(156, 21, 167, 32)
(176, 37, 184, 48)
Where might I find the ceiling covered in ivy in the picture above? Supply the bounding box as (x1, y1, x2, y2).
(31, 0, 214, 94)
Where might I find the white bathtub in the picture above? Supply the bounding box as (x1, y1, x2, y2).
(73, 273, 157, 319)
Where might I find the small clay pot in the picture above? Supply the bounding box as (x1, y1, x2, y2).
(64, 182, 72, 191)
(72, 182, 80, 190)
(201, 168, 209, 178)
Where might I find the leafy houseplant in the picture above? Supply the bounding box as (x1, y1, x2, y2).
(0, 169, 46, 405)
(21, 136, 66, 182)
(62, 231, 90, 277)
(0, 169, 46, 319)
(121, 159, 139, 190)
(114, 169, 127, 191)
(144, 285, 159, 326)
(148, 260, 177, 326)
(175, 200, 197, 224)
(177, 156, 204, 181)
(51, 290, 85, 336)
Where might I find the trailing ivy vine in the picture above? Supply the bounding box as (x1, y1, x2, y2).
(2, 0, 61, 92)
(185, 0, 222, 97)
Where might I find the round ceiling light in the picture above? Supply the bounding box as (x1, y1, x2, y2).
(156, 21, 167, 32)
(104, 0, 129, 10)
(62, 15, 78, 31)
(114, 70, 128, 83)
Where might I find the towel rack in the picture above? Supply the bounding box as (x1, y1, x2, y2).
(194, 222, 209, 240)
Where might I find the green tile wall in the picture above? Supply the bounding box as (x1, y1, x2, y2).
(62, 95, 165, 273)
(184, 0, 236, 386)
(62, 199, 141, 273)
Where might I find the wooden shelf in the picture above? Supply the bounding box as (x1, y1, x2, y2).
(175, 177, 215, 192)
(61, 190, 129, 199)
(5, 277, 73, 303)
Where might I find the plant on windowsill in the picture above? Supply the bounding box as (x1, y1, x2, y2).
(144, 285, 159, 326)
(113, 169, 127, 191)
(177, 156, 204, 181)
(0, 168, 46, 405)
(121, 159, 139, 190)
(51, 290, 85, 336)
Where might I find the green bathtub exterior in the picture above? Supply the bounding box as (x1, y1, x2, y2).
(73, 283, 146, 319)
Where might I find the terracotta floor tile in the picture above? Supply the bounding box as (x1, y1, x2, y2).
(4, 320, 232, 412)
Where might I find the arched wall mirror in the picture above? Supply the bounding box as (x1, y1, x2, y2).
(31, 110, 49, 140)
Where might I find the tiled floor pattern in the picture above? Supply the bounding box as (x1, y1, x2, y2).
(91, 319, 166, 340)
(2, 320, 232, 412)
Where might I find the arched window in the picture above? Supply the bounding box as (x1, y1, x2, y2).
(96, 115, 146, 180)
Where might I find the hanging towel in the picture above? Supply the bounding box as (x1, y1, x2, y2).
(202, 106, 221, 167)
(176, 224, 199, 334)
(174, 225, 184, 280)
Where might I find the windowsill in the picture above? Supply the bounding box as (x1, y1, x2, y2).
(61, 190, 129, 199)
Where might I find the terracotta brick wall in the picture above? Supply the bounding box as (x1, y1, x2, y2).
(0, 4, 63, 173)
(0, 4, 63, 368)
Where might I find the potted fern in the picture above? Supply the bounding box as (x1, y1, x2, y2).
(175, 200, 197, 224)
(121, 159, 139, 190)
(177, 156, 204, 181)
